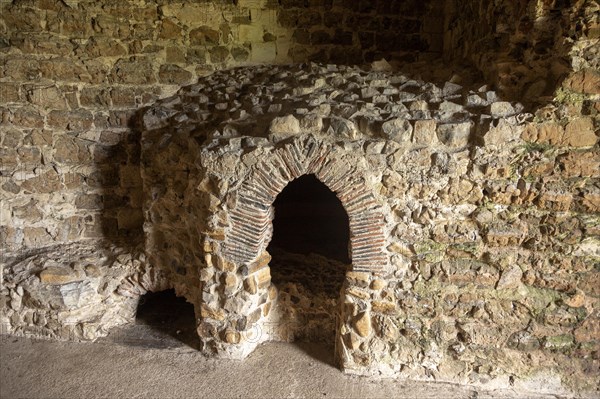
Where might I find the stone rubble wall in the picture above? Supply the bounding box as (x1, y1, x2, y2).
(444, 0, 599, 105)
(0, 0, 440, 341)
(140, 63, 598, 393)
(0, 0, 598, 394)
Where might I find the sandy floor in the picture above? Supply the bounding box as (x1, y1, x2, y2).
(0, 331, 565, 399)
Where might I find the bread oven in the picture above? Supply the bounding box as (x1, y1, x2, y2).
(139, 62, 528, 375)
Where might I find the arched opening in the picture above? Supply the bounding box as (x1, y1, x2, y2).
(267, 174, 350, 345)
(132, 289, 199, 349)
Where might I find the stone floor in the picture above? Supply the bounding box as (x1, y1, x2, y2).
(1, 320, 570, 399)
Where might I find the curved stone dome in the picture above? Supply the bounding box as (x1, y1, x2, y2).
(140, 62, 526, 150)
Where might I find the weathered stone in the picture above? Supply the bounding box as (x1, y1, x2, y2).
(496, 265, 523, 289)
(223, 329, 241, 344)
(209, 46, 230, 63)
(21, 170, 61, 193)
(563, 69, 600, 94)
(159, 18, 182, 39)
(346, 272, 370, 287)
(158, 65, 192, 85)
(84, 37, 127, 58)
(543, 334, 574, 350)
(54, 136, 90, 164)
(40, 267, 83, 285)
(269, 115, 300, 138)
(381, 118, 413, 142)
(563, 117, 597, 147)
(413, 120, 438, 144)
(255, 267, 271, 289)
(370, 279, 386, 290)
(26, 86, 68, 109)
(371, 301, 397, 314)
(223, 272, 238, 293)
(537, 191, 573, 211)
(574, 318, 600, 343)
(508, 331, 540, 351)
(488, 101, 517, 117)
(111, 57, 156, 85)
(482, 120, 522, 146)
(200, 303, 226, 321)
(437, 122, 472, 147)
(353, 311, 372, 338)
(300, 114, 323, 132)
(47, 110, 93, 131)
(521, 122, 564, 145)
(329, 117, 359, 139)
(558, 151, 600, 178)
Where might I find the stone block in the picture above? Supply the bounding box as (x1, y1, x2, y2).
(158, 18, 182, 39)
(231, 47, 250, 62)
(40, 267, 83, 285)
(537, 191, 573, 211)
(75, 194, 102, 210)
(496, 265, 523, 289)
(158, 65, 193, 85)
(269, 114, 300, 138)
(26, 86, 68, 110)
(556, 150, 600, 178)
(209, 46, 230, 63)
(563, 69, 600, 94)
(436, 122, 472, 148)
(250, 42, 276, 63)
(353, 311, 372, 337)
(329, 117, 360, 139)
(255, 267, 271, 289)
(21, 170, 61, 193)
(413, 120, 437, 144)
(381, 118, 413, 142)
(12, 107, 45, 129)
(243, 276, 258, 294)
(371, 301, 397, 315)
(563, 117, 597, 147)
(84, 37, 127, 58)
(0, 83, 21, 103)
(47, 110, 94, 131)
(111, 57, 156, 85)
(40, 58, 88, 82)
(110, 87, 137, 108)
(23, 227, 53, 247)
(80, 87, 111, 108)
(200, 303, 226, 321)
(482, 120, 522, 146)
(488, 101, 517, 117)
(53, 136, 91, 164)
(190, 26, 220, 45)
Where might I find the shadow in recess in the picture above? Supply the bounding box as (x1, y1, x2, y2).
(293, 341, 337, 368)
(117, 289, 200, 350)
(267, 174, 349, 368)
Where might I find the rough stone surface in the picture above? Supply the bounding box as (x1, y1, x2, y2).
(134, 63, 599, 393)
(1, 0, 598, 395)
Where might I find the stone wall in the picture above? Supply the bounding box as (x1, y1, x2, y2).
(0, 0, 442, 255)
(139, 63, 599, 394)
(444, 0, 599, 105)
(0, 0, 598, 395)
(0, 0, 443, 340)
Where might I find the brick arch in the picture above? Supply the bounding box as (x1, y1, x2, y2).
(222, 136, 386, 272)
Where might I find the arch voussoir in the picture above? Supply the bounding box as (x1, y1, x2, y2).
(223, 137, 387, 273)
